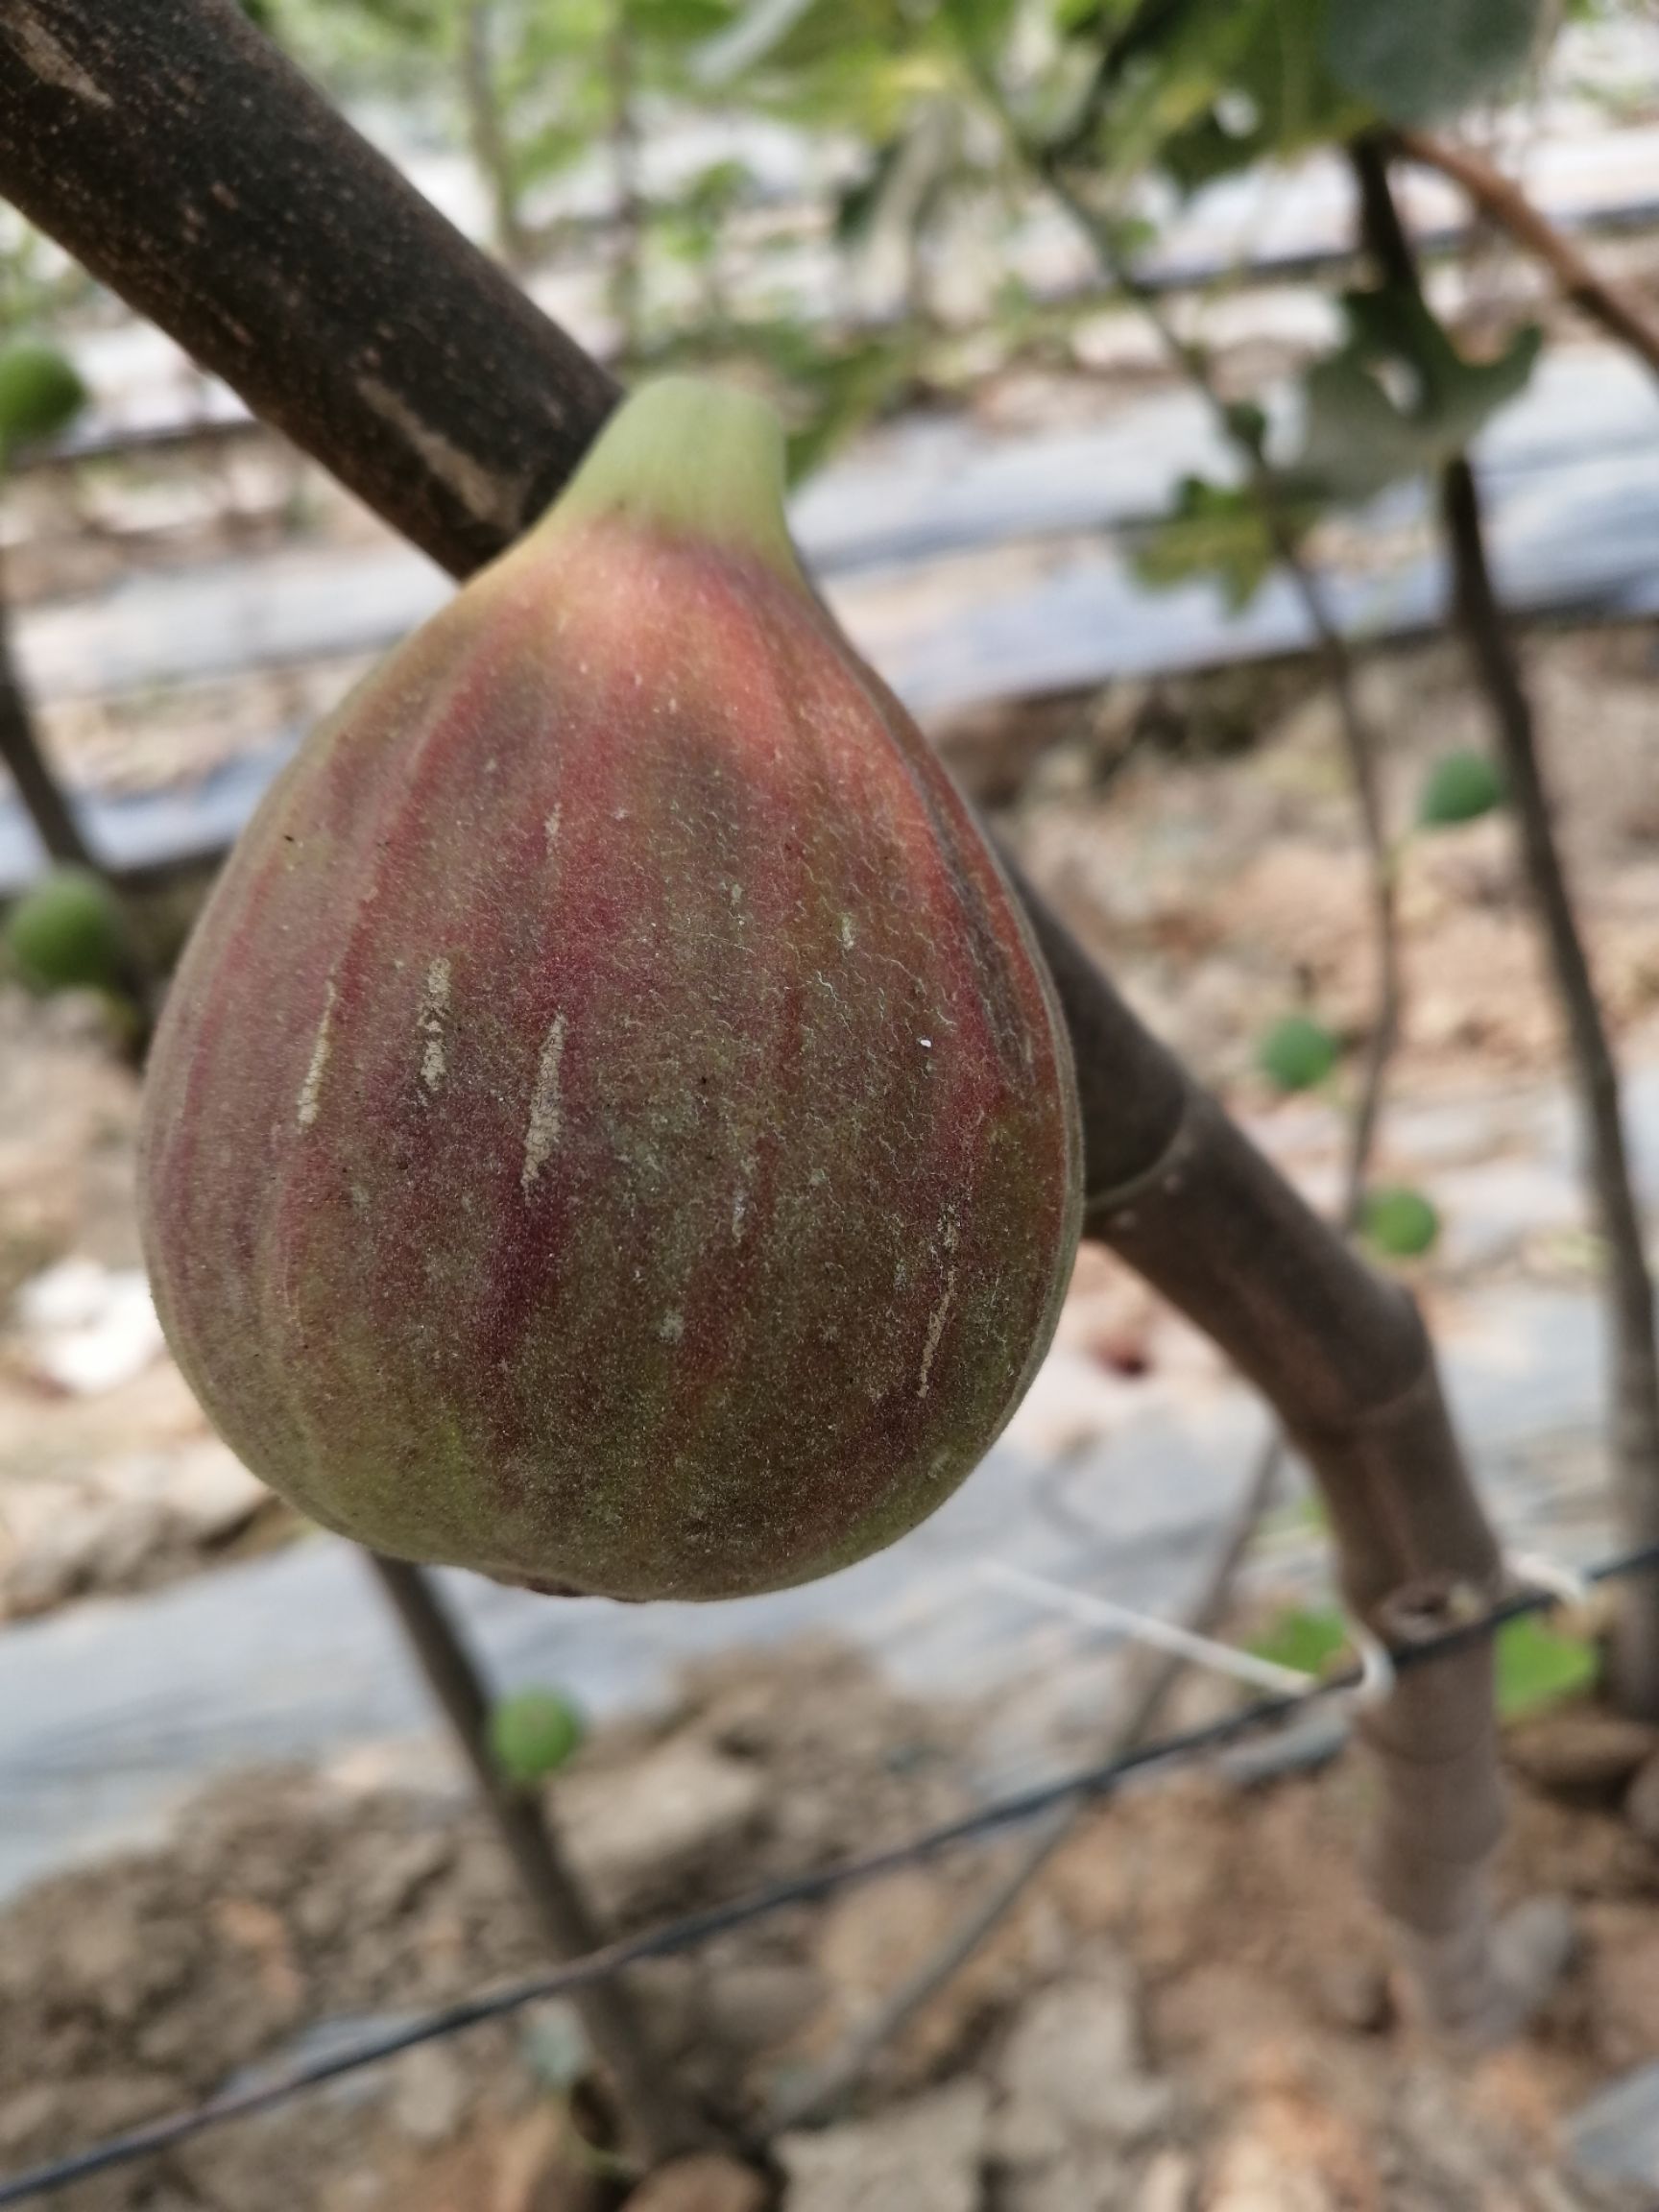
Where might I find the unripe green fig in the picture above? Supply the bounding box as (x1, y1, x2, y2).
(0, 342, 87, 456)
(1256, 1013, 1339, 1094)
(490, 1689, 585, 1785)
(5, 867, 131, 996)
(1360, 1185, 1440, 1259)
(139, 379, 1082, 1601)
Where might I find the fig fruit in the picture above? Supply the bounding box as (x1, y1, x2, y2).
(490, 1689, 585, 1785)
(138, 378, 1081, 1600)
(0, 340, 86, 456)
(5, 867, 132, 997)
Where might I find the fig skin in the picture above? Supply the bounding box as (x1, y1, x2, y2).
(138, 381, 1082, 1601)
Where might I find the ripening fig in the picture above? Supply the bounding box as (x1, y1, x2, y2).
(138, 379, 1082, 1600)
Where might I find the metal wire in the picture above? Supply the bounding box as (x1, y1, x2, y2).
(2, 1540, 1652, 2207)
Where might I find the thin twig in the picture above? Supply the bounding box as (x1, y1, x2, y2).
(1351, 134, 1659, 1720)
(1393, 128, 1659, 381)
(368, 1555, 714, 2166)
(0, 567, 97, 872)
(767, 1432, 1284, 2131)
(457, 0, 534, 275)
(1029, 154, 1402, 1218)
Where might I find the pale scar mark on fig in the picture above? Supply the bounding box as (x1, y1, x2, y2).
(297, 981, 337, 1130)
(544, 805, 563, 854)
(419, 957, 451, 1094)
(840, 914, 855, 950)
(917, 1265, 957, 1401)
(659, 1310, 685, 1344)
(917, 1209, 962, 1398)
(521, 1011, 569, 1195)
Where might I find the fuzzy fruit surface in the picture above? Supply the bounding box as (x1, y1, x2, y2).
(138, 387, 1081, 1600)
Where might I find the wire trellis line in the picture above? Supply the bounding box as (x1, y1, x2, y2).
(3, 1539, 1654, 2208)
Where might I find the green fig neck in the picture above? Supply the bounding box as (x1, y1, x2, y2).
(540, 376, 805, 588)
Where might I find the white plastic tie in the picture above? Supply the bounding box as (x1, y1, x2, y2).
(980, 1560, 1315, 1696)
(1341, 1615, 1398, 1711)
(1507, 1551, 1592, 1609)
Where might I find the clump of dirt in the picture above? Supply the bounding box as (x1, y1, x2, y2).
(3, 1640, 1658, 2212)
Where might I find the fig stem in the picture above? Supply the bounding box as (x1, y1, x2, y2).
(540, 374, 804, 586)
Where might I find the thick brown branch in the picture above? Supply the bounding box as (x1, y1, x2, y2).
(1019, 874, 1534, 2038)
(0, 0, 616, 573)
(1394, 128, 1659, 381)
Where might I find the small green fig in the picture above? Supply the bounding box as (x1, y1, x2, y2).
(138, 379, 1082, 1601)
(490, 1689, 585, 1785)
(4, 867, 131, 996)
(0, 342, 87, 456)
(1360, 1185, 1440, 1259)
(1418, 749, 1504, 829)
(1256, 1014, 1339, 1094)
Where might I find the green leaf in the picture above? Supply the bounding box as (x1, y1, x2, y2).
(1290, 287, 1540, 505)
(1257, 1013, 1340, 1094)
(1496, 1614, 1599, 1720)
(1326, 0, 1546, 126)
(1418, 749, 1505, 828)
(0, 342, 86, 456)
(1360, 1186, 1441, 1259)
(773, 332, 919, 483)
(1222, 400, 1268, 460)
(1248, 1604, 1348, 1677)
(1132, 475, 1283, 610)
(938, 0, 1022, 65)
(1131, 476, 1280, 611)
(1080, 0, 1368, 186)
(696, 0, 822, 81)
(489, 1689, 585, 1786)
(3, 868, 129, 997)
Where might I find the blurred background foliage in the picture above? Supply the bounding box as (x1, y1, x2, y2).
(223, 0, 1566, 481)
(7, 0, 1612, 490)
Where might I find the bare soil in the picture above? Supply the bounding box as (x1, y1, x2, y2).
(3, 1638, 1658, 2210)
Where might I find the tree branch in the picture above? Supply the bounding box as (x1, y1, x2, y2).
(768, 1433, 1283, 2130)
(457, 0, 534, 275)
(369, 1556, 711, 2166)
(1030, 157, 1402, 1225)
(0, 0, 616, 574)
(0, 569, 98, 871)
(1393, 128, 1659, 381)
(1352, 133, 1659, 1720)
